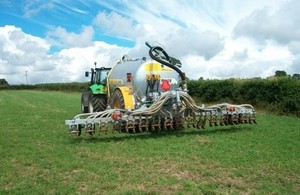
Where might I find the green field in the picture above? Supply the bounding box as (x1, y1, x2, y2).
(0, 90, 299, 194)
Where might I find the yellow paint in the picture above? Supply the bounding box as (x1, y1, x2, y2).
(118, 86, 135, 110)
(144, 62, 172, 72)
(108, 79, 123, 85)
(146, 74, 161, 80)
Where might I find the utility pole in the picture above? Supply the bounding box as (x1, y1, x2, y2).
(25, 70, 28, 85)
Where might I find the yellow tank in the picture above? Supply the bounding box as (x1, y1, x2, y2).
(107, 57, 182, 110)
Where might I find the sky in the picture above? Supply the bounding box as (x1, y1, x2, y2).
(0, 0, 299, 84)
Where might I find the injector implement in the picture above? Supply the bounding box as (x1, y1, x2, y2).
(65, 42, 256, 136)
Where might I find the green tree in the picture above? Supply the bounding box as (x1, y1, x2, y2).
(292, 73, 300, 80)
(275, 70, 287, 77)
(0, 78, 9, 86)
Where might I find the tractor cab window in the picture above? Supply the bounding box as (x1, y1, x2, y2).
(94, 69, 110, 85)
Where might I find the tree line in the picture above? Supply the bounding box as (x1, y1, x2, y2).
(1, 74, 299, 116)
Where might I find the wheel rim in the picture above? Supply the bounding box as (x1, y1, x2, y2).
(81, 102, 85, 112)
(113, 100, 121, 109)
(88, 100, 93, 113)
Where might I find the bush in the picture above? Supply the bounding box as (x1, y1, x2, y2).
(188, 77, 300, 116)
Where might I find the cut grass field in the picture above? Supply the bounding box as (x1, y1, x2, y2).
(0, 90, 299, 194)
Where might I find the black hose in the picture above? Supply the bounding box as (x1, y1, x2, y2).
(149, 46, 185, 81)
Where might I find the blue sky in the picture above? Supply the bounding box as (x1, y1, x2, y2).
(0, 0, 299, 84)
(0, 0, 135, 48)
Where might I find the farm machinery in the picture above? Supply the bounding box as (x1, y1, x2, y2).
(65, 42, 256, 136)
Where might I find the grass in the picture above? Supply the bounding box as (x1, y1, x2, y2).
(0, 90, 299, 194)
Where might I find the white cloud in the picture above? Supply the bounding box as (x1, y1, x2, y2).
(23, 1, 55, 18)
(180, 37, 293, 79)
(0, 25, 52, 83)
(46, 25, 94, 48)
(93, 11, 144, 40)
(0, 25, 127, 84)
(1, 0, 299, 84)
(234, 0, 300, 46)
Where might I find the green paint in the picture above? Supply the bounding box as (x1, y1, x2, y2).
(90, 84, 106, 94)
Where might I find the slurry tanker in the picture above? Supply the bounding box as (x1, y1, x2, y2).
(65, 42, 256, 136)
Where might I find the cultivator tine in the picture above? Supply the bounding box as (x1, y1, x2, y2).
(243, 113, 251, 124)
(209, 111, 219, 127)
(113, 120, 122, 132)
(186, 112, 197, 128)
(125, 119, 135, 133)
(174, 116, 185, 130)
(69, 124, 82, 136)
(220, 115, 226, 126)
(196, 113, 207, 129)
(237, 114, 244, 124)
(138, 116, 149, 132)
(98, 122, 109, 133)
(249, 113, 257, 124)
(163, 118, 174, 130)
(85, 123, 95, 135)
(151, 116, 161, 131)
(231, 114, 237, 125)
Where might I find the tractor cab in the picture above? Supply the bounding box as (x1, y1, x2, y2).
(88, 67, 111, 85)
(85, 67, 111, 95)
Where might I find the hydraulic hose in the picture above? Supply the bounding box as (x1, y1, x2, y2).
(149, 46, 186, 81)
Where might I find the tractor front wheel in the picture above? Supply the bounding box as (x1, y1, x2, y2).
(81, 92, 90, 113)
(88, 93, 94, 113)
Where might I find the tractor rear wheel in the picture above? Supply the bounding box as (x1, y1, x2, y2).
(93, 94, 107, 112)
(88, 93, 107, 113)
(111, 89, 125, 109)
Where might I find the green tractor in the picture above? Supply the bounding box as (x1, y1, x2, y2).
(81, 63, 111, 113)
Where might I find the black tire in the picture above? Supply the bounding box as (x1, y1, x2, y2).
(88, 93, 107, 113)
(87, 93, 94, 113)
(81, 92, 90, 113)
(93, 94, 107, 112)
(111, 89, 125, 109)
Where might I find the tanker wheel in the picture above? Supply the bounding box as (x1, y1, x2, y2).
(93, 94, 107, 112)
(111, 89, 125, 109)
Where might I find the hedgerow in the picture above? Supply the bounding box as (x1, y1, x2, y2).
(1, 78, 299, 116)
(0, 82, 88, 92)
(188, 77, 300, 116)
